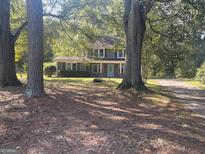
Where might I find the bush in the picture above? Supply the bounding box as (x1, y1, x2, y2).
(58, 70, 90, 77)
(93, 78, 103, 83)
(196, 62, 205, 83)
(175, 60, 196, 78)
(44, 65, 56, 77)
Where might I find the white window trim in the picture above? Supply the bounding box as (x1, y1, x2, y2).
(65, 63, 77, 71)
(119, 63, 125, 74)
(117, 48, 125, 58)
(93, 48, 105, 58)
(92, 64, 103, 73)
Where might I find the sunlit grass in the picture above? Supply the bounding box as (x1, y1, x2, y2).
(17, 73, 160, 90)
(183, 79, 205, 90)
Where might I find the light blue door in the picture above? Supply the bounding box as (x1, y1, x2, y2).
(107, 64, 114, 77)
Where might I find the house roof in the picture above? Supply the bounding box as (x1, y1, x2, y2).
(95, 36, 120, 46)
(89, 36, 121, 49)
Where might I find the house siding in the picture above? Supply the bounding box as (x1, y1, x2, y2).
(105, 49, 116, 59)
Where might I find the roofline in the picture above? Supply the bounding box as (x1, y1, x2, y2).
(53, 59, 125, 64)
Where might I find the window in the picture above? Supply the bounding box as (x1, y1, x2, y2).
(72, 63, 77, 71)
(119, 64, 125, 74)
(99, 49, 105, 58)
(65, 63, 72, 70)
(117, 49, 125, 58)
(92, 64, 103, 73)
(85, 64, 90, 71)
(65, 63, 77, 71)
(93, 49, 98, 57)
(93, 49, 105, 58)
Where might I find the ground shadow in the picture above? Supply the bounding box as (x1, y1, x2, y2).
(0, 80, 204, 153)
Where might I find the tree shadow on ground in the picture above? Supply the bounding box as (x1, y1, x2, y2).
(0, 82, 204, 154)
(153, 83, 205, 118)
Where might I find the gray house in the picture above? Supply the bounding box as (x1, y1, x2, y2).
(53, 36, 125, 78)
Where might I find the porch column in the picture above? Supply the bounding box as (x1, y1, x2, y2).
(100, 63, 103, 73)
(119, 63, 122, 74)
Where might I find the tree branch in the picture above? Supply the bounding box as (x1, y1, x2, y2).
(144, 0, 155, 17)
(147, 18, 170, 37)
(12, 21, 27, 42)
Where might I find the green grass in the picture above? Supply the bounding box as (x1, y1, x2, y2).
(17, 73, 159, 89)
(146, 79, 161, 91)
(183, 79, 205, 90)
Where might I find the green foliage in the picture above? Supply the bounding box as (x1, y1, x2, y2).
(10, 0, 205, 80)
(44, 65, 56, 77)
(43, 62, 56, 79)
(175, 57, 196, 78)
(142, 0, 205, 78)
(58, 70, 90, 77)
(196, 62, 205, 83)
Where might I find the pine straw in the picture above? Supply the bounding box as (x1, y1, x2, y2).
(0, 81, 204, 154)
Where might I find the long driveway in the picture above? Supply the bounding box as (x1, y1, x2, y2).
(156, 79, 205, 118)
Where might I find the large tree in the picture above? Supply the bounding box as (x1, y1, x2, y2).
(25, 0, 45, 97)
(118, 0, 154, 90)
(0, 0, 27, 87)
(118, 0, 205, 90)
(0, 0, 11, 87)
(8, 21, 27, 86)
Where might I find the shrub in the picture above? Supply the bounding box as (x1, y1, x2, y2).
(58, 70, 90, 77)
(93, 78, 103, 83)
(196, 62, 205, 83)
(44, 65, 56, 77)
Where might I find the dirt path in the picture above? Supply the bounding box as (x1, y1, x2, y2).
(156, 79, 205, 118)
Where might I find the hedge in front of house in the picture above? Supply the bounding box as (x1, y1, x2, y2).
(58, 70, 90, 77)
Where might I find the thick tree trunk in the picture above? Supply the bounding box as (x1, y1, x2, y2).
(0, 0, 10, 87)
(118, 0, 147, 91)
(8, 22, 27, 86)
(25, 0, 45, 97)
(7, 35, 22, 86)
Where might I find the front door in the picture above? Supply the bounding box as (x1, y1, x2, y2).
(107, 64, 114, 77)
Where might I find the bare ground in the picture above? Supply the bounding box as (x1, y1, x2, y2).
(156, 79, 205, 118)
(0, 81, 205, 154)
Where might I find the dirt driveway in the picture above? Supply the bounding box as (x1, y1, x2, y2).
(156, 79, 205, 118)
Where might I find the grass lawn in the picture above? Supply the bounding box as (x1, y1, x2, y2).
(17, 73, 159, 89)
(182, 79, 205, 90)
(1, 76, 204, 153)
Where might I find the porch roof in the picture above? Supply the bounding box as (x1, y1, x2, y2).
(53, 56, 125, 64)
(53, 56, 87, 62)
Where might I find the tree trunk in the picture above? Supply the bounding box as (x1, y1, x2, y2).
(25, 0, 45, 97)
(7, 35, 22, 86)
(0, 0, 10, 87)
(118, 0, 147, 90)
(8, 21, 28, 86)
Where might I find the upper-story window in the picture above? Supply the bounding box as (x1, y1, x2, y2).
(93, 48, 105, 58)
(93, 49, 99, 57)
(117, 49, 125, 58)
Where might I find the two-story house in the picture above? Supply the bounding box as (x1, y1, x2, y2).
(53, 36, 125, 78)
